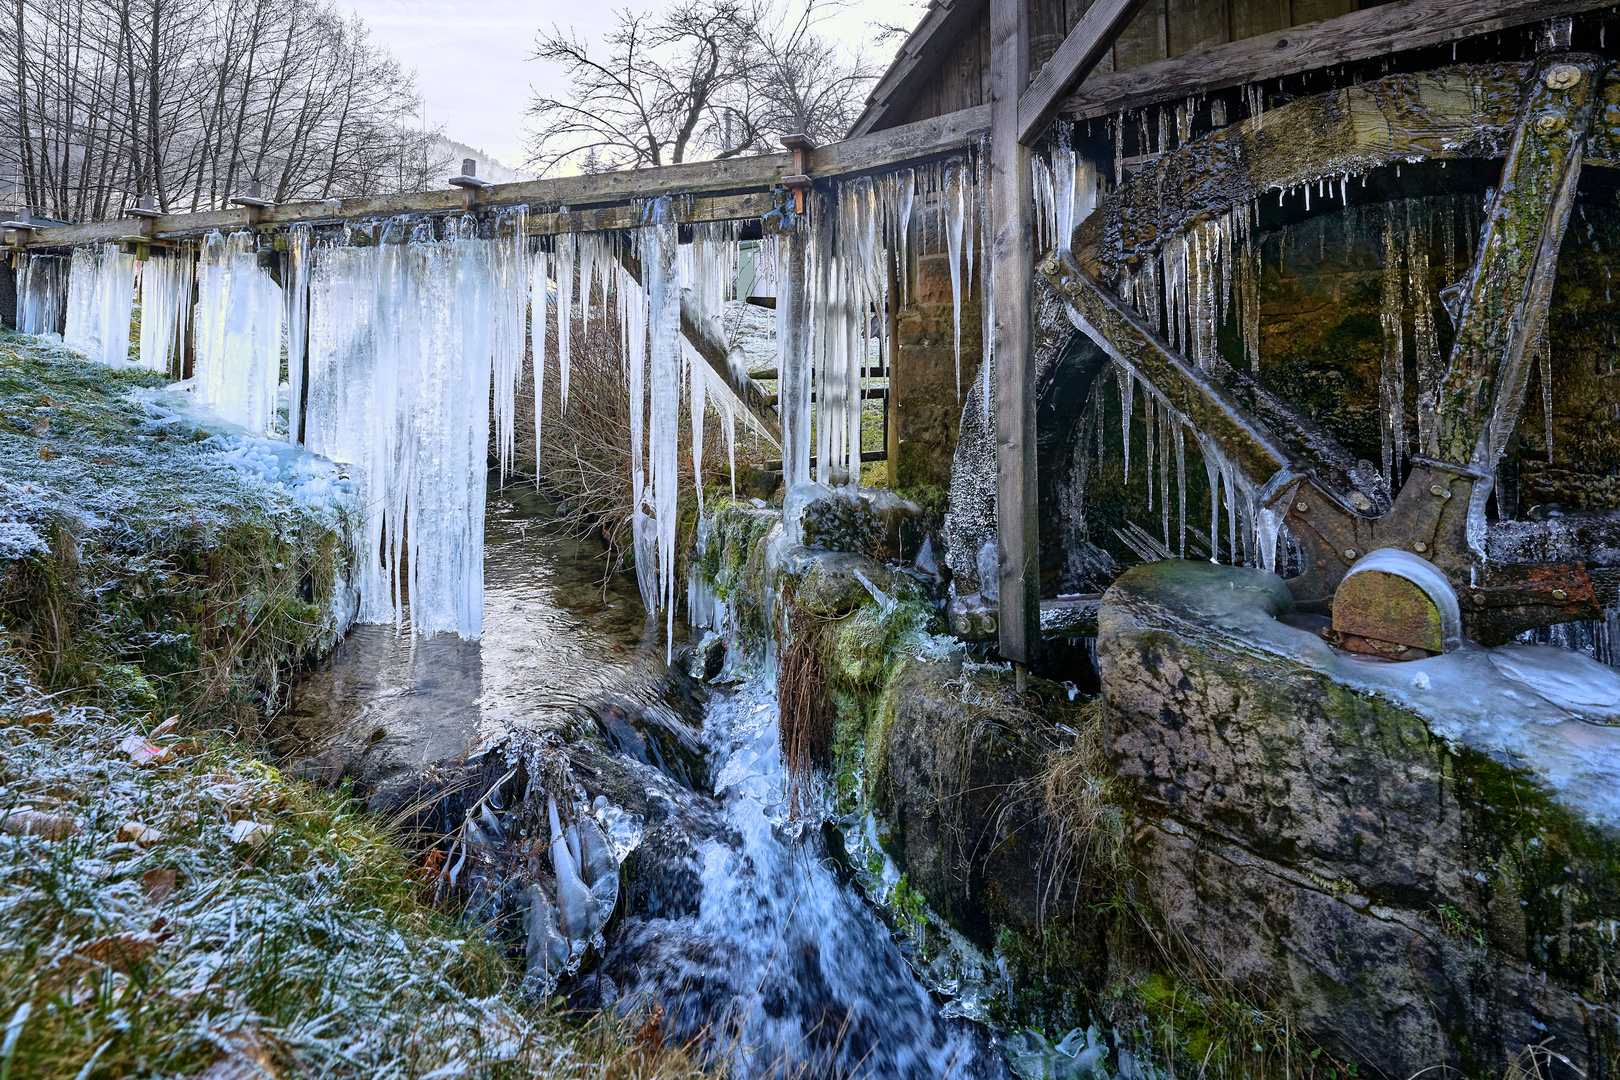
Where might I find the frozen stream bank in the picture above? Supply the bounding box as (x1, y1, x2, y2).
(286, 481, 1010, 1079)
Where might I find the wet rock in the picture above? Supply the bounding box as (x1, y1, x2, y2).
(682, 630, 725, 682)
(780, 547, 897, 618)
(871, 658, 1106, 1030)
(788, 483, 924, 559)
(1098, 560, 1620, 1078)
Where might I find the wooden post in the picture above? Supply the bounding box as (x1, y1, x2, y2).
(991, 0, 1038, 682)
(885, 242, 901, 490)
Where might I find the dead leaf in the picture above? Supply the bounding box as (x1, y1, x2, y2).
(195, 1032, 277, 1080)
(2, 809, 78, 839)
(230, 820, 273, 847)
(119, 734, 171, 767)
(142, 867, 177, 904)
(18, 709, 51, 728)
(80, 933, 159, 973)
(150, 715, 179, 738)
(37, 444, 53, 460)
(119, 821, 163, 846)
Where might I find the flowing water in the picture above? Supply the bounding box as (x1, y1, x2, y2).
(289, 481, 1009, 1079)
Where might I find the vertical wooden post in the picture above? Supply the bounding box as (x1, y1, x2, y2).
(885, 243, 901, 490)
(992, 0, 1038, 682)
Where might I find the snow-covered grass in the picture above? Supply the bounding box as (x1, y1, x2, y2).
(0, 329, 351, 733)
(0, 652, 709, 1079)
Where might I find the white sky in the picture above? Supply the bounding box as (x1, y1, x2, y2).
(340, 0, 927, 171)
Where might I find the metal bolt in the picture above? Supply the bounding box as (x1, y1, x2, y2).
(1535, 114, 1568, 136)
(1295, 502, 1309, 513)
(1344, 549, 1357, 560)
(1042, 258, 1059, 276)
(1552, 589, 1568, 602)
(1472, 593, 1487, 607)
(1544, 64, 1583, 91)
(1413, 541, 1428, 553)
(1430, 484, 1450, 498)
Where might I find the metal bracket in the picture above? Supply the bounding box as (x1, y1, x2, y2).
(448, 159, 492, 212)
(231, 181, 275, 226)
(780, 133, 816, 214)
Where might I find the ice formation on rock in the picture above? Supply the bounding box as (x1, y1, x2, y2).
(192, 232, 283, 435)
(64, 244, 138, 366)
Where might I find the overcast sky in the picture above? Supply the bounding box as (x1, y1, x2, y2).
(339, 0, 926, 171)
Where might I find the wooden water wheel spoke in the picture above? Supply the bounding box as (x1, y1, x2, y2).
(1047, 54, 1620, 640)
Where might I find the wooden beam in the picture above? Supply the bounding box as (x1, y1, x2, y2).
(1057, 0, 1619, 122)
(778, 224, 812, 488)
(1017, 0, 1150, 144)
(25, 108, 991, 251)
(849, 0, 988, 137)
(617, 247, 782, 446)
(1437, 54, 1601, 472)
(991, 0, 1038, 669)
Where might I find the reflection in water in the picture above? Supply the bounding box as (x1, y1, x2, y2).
(284, 482, 658, 794)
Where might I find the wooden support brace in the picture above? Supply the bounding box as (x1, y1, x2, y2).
(991, 0, 1038, 669)
(617, 247, 782, 446)
(1017, 0, 1149, 143)
(231, 182, 274, 226)
(1436, 54, 1601, 477)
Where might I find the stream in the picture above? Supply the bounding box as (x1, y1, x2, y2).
(288, 480, 1010, 1079)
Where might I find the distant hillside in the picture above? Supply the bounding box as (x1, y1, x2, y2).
(430, 138, 535, 185)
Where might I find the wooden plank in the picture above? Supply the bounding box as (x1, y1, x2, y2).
(850, 0, 990, 137)
(1057, 0, 1619, 121)
(1437, 55, 1601, 470)
(1111, 0, 1167, 73)
(778, 226, 812, 487)
(1018, 0, 1151, 142)
(1231, 0, 1290, 42)
(1167, 0, 1228, 59)
(526, 191, 783, 235)
(27, 108, 993, 250)
(991, 0, 1039, 668)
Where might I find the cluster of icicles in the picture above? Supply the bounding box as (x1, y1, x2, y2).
(1109, 189, 1487, 499)
(21, 133, 1102, 641)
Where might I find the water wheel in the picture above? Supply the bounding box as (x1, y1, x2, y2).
(1034, 54, 1620, 649)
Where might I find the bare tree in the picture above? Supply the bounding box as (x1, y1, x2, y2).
(0, 0, 439, 222)
(526, 0, 874, 175)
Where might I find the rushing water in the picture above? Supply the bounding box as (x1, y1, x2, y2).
(288, 481, 1007, 1079)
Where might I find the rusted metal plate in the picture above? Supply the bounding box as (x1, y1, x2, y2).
(1459, 562, 1603, 646)
(1333, 570, 1446, 654)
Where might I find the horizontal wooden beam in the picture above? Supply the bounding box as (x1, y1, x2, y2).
(23, 108, 990, 250)
(1017, 0, 1148, 144)
(1057, 0, 1618, 122)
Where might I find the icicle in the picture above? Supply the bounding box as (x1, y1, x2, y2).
(1378, 203, 1407, 487)
(1144, 390, 1157, 512)
(946, 166, 966, 400)
(1117, 366, 1134, 484)
(556, 232, 575, 410)
(16, 253, 68, 335)
(530, 247, 550, 477)
(690, 344, 707, 514)
(64, 243, 139, 367)
(1199, 432, 1222, 562)
(137, 246, 194, 378)
(1175, 422, 1188, 557)
(1541, 336, 1555, 466)
(646, 203, 682, 659)
(1158, 402, 1172, 551)
(491, 208, 530, 478)
(191, 232, 281, 434)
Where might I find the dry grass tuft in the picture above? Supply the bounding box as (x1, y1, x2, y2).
(775, 584, 834, 813)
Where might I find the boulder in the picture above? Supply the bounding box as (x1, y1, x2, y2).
(1098, 560, 1620, 1078)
